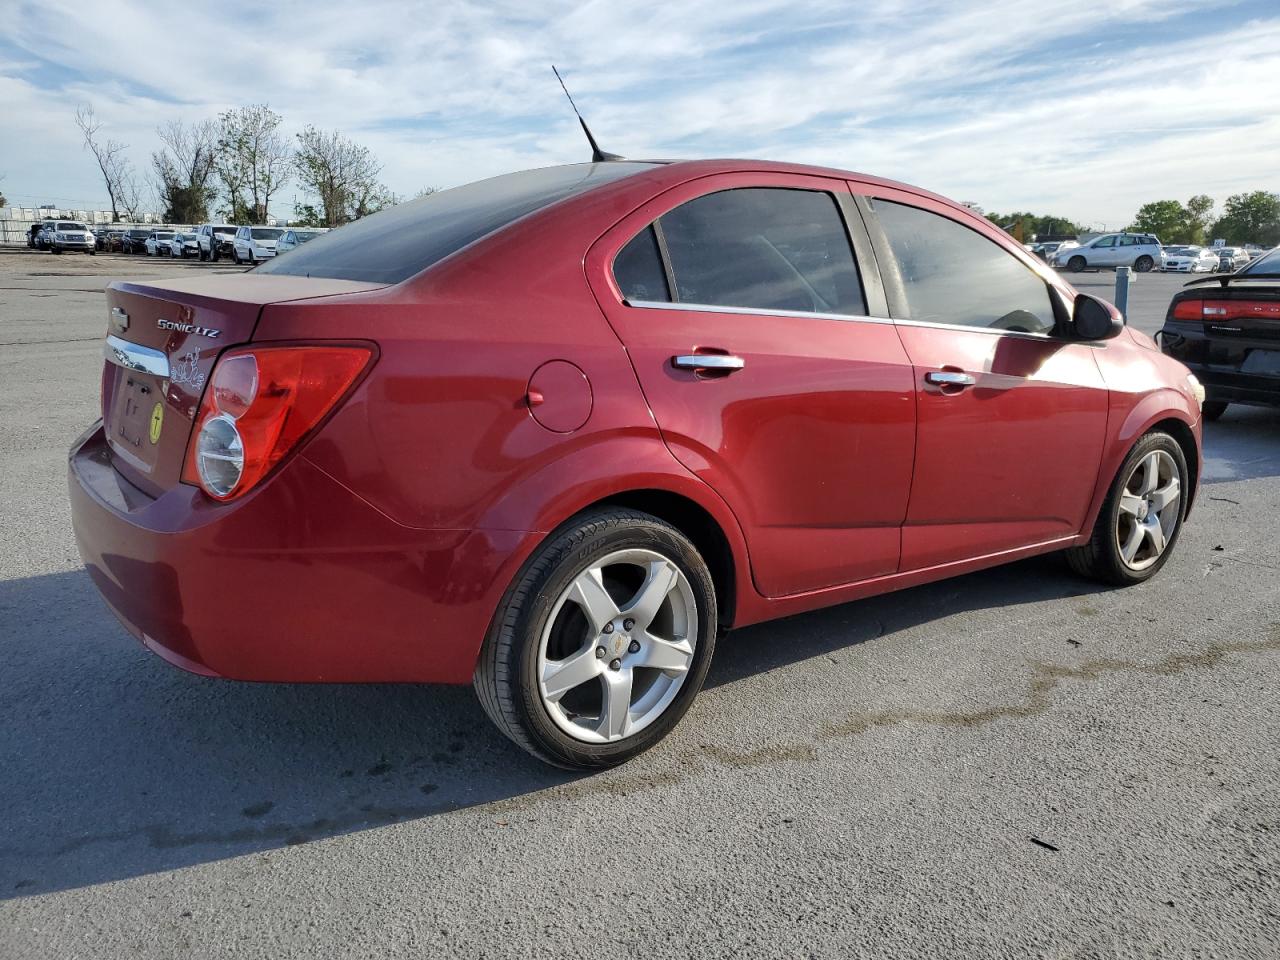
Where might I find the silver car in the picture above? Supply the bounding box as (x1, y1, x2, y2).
(1052, 232, 1162, 273)
(1214, 246, 1251, 272)
(46, 221, 96, 255)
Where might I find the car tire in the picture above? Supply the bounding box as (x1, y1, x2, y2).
(1134, 255, 1153, 273)
(474, 507, 718, 769)
(1068, 255, 1086, 273)
(232, 250, 241, 265)
(199, 248, 207, 262)
(1200, 400, 1228, 421)
(1066, 431, 1188, 587)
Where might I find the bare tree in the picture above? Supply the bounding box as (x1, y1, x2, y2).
(152, 119, 219, 224)
(217, 105, 291, 223)
(75, 104, 139, 222)
(294, 126, 391, 226)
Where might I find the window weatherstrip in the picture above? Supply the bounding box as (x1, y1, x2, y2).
(625, 299, 894, 325)
(650, 219, 679, 303)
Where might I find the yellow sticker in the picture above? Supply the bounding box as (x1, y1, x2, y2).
(149, 402, 164, 444)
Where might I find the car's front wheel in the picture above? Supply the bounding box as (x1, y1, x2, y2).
(475, 508, 717, 769)
(1066, 431, 1188, 586)
(1068, 255, 1086, 272)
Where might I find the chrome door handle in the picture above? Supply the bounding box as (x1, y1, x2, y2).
(925, 370, 975, 387)
(672, 354, 745, 372)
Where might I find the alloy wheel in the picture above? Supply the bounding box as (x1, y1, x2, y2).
(1115, 449, 1180, 571)
(537, 548, 697, 744)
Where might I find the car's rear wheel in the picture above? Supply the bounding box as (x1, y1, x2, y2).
(475, 508, 717, 769)
(1134, 255, 1153, 272)
(1068, 255, 1086, 272)
(1066, 432, 1188, 586)
(1201, 400, 1228, 421)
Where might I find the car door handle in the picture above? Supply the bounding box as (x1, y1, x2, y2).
(672, 354, 745, 372)
(925, 370, 975, 388)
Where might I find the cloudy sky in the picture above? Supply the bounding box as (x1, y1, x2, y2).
(2, 0, 1276, 226)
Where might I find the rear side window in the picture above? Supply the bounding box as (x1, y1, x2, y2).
(257, 162, 658, 284)
(614, 226, 670, 303)
(655, 188, 865, 315)
(870, 198, 1055, 335)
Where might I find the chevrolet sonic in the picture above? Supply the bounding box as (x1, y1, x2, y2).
(69, 159, 1204, 768)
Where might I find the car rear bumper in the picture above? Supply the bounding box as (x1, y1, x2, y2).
(68, 423, 529, 684)
(1160, 322, 1280, 408)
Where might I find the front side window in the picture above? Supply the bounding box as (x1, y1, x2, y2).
(1093, 235, 1116, 248)
(869, 198, 1055, 335)
(654, 187, 865, 315)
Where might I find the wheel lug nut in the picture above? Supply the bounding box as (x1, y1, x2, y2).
(602, 622, 614, 634)
(595, 646, 606, 659)
(623, 618, 635, 631)
(609, 659, 622, 671)
(629, 640, 640, 653)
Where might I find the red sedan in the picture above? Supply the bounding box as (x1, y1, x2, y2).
(70, 159, 1204, 768)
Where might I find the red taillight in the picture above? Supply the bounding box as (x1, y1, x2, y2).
(1173, 299, 1280, 321)
(182, 344, 373, 501)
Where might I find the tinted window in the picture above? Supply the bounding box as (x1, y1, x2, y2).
(251, 228, 283, 239)
(870, 198, 1055, 334)
(258, 162, 658, 284)
(613, 226, 669, 302)
(656, 188, 864, 314)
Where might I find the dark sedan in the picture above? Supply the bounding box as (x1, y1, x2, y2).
(1160, 247, 1280, 419)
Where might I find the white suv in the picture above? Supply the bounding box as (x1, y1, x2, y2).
(232, 226, 285, 264)
(1052, 232, 1162, 273)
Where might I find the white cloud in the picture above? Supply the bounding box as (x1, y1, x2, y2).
(1, 0, 1275, 226)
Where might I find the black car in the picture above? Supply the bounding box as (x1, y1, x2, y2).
(121, 229, 152, 254)
(1160, 247, 1280, 420)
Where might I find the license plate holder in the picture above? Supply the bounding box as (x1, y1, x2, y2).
(107, 374, 161, 472)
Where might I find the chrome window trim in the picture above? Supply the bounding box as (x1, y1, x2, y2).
(625, 299, 895, 326)
(893, 317, 1058, 341)
(104, 334, 170, 378)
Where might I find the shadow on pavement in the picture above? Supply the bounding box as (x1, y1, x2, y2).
(1, 549, 1109, 900)
(1201, 405, 1280, 483)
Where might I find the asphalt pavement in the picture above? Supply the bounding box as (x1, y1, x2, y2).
(1, 250, 1278, 958)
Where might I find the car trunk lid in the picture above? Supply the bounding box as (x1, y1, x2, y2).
(101, 274, 385, 497)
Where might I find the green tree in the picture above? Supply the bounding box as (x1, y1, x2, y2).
(985, 211, 1083, 240)
(216, 105, 291, 224)
(1209, 191, 1280, 246)
(293, 126, 391, 226)
(1184, 194, 1214, 244)
(1129, 200, 1188, 243)
(152, 119, 218, 224)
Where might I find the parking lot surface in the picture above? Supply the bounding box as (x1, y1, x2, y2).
(1, 250, 1278, 958)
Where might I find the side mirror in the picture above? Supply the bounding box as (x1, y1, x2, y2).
(1072, 293, 1125, 341)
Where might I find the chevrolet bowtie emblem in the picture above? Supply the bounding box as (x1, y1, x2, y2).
(109, 307, 129, 333)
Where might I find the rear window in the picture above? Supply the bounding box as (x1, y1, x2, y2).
(1240, 248, 1280, 276)
(257, 162, 658, 284)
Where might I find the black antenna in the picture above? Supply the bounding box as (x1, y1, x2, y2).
(552, 65, 624, 162)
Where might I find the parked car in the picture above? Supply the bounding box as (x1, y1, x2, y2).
(1031, 240, 1068, 261)
(169, 232, 200, 259)
(1162, 246, 1218, 273)
(232, 226, 285, 264)
(70, 159, 1204, 769)
(1052, 233, 1162, 272)
(28, 222, 55, 249)
(122, 229, 152, 254)
(101, 230, 127, 253)
(196, 224, 238, 262)
(1214, 247, 1251, 273)
(275, 227, 329, 254)
(145, 231, 175, 257)
(46, 221, 96, 255)
(1160, 245, 1280, 420)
